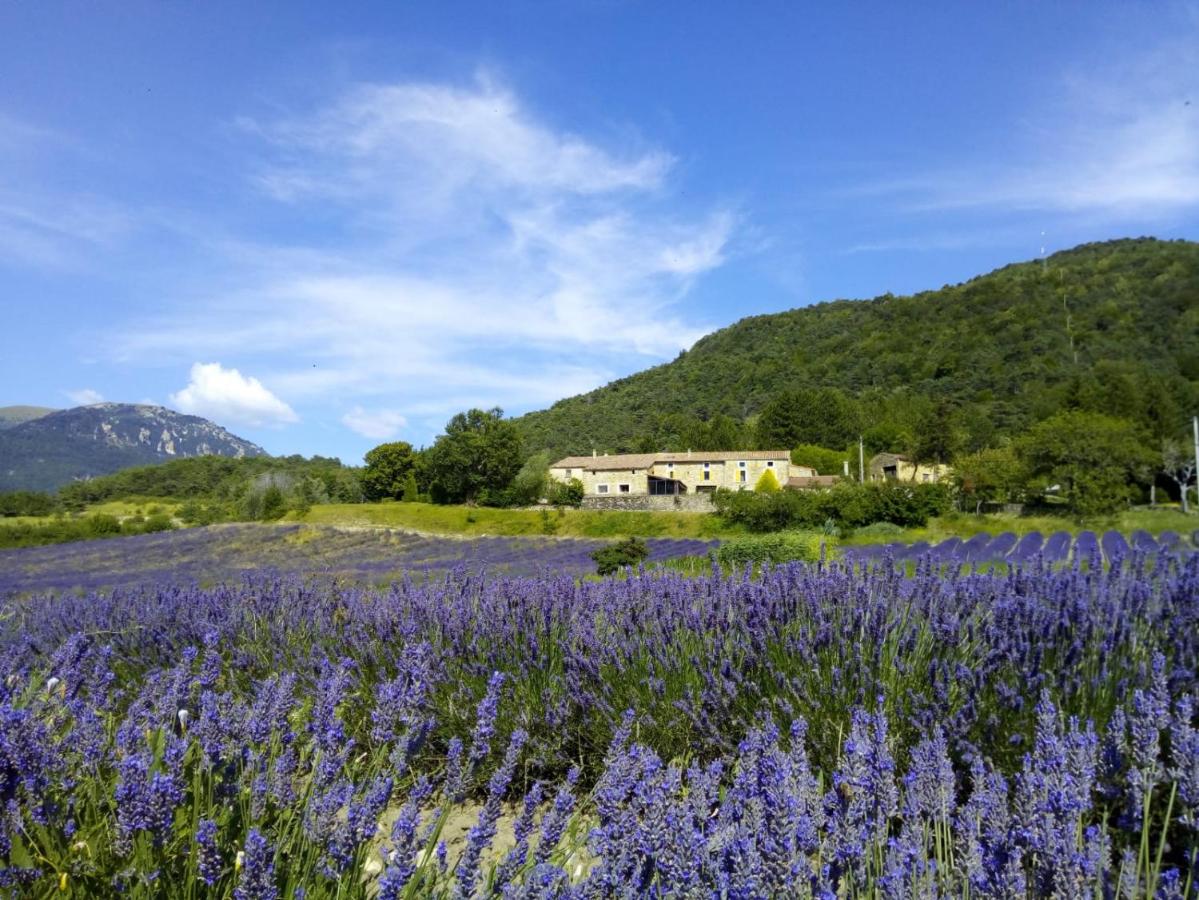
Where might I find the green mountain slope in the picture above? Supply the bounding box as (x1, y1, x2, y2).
(0, 406, 56, 429)
(514, 238, 1199, 456)
(0, 404, 268, 492)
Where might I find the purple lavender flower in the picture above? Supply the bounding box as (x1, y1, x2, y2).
(195, 818, 222, 886)
(493, 781, 545, 890)
(535, 767, 581, 866)
(453, 728, 528, 899)
(233, 829, 277, 900)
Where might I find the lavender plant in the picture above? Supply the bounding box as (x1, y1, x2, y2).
(0, 550, 1193, 895)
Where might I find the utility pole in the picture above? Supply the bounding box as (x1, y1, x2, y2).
(1193, 416, 1199, 509)
(858, 436, 865, 484)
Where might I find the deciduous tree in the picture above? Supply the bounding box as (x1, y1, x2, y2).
(361, 442, 416, 501)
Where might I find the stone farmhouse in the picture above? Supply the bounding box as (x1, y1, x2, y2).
(549, 450, 813, 508)
(867, 452, 951, 483)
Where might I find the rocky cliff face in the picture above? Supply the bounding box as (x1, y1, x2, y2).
(0, 403, 267, 492)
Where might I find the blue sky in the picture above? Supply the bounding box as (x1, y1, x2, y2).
(2, 2, 1198, 461)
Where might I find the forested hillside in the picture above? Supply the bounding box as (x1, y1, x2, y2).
(514, 238, 1199, 456)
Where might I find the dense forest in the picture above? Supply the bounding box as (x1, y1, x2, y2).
(513, 238, 1199, 458)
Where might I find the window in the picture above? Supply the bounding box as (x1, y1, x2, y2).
(922, 473, 931, 482)
(667, 462, 674, 470)
(564, 469, 572, 477)
(597, 484, 609, 494)
(767, 461, 774, 468)
(619, 483, 631, 493)
(739, 469, 747, 483)
(703, 469, 711, 481)
(738, 461, 746, 468)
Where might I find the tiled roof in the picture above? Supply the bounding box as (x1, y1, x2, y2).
(551, 450, 791, 471)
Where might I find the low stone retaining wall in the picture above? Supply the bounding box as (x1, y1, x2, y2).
(581, 494, 715, 512)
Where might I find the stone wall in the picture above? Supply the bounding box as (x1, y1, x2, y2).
(580, 493, 715, 512)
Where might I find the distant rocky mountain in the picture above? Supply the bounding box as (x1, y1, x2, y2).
(0, 405, 56, 430)
(0, 403, 267, 492)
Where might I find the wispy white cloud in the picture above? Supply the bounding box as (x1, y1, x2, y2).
(65, 388, 103, 405)
(341, 406, 407, 440)
(0, 114, 134, 267)
(118, 74, 734, 434)
(856, 29, 1199, 222)
(169, 362, 298, 427)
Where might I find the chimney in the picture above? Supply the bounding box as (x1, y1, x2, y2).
(592, 449, 597, 458)
(843, 460, 849, 477)
(687, 448, 691, 457)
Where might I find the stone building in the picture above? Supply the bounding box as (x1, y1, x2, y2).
(549, 450, 808, 500)
(867, 452, 951, 483)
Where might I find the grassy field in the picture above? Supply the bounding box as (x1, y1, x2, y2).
(839, 506, 1197, 546)
(295, 500, 735, 538)
(296, 500, 1198, 543)
(4, 496, 1195, 548)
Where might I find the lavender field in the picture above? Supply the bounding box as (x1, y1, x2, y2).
(843, 527, 1195, 568)
(0, 540, 1197, 897)
(0, 523, 716, 595)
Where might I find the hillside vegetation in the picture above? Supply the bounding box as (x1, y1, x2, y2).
(514, 238, 1199, 456)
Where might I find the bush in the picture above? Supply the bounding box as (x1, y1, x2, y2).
(84, 514, 122, 537)
(139, 513, 176, 533)
(548, 478, 585, 507)
(754, 469, 781, 492)
(713, 481, 952, 532)
(714, 531, 832, 569)
(851, 521, 906, 538)
(591, 536, 649, 575)
(790, 444, 849, 476)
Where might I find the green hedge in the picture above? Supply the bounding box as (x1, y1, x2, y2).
(714, 531, 833, 568)
(712, 481, 952, 532)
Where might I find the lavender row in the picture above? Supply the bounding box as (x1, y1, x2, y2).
(843, 528, 1193, 567)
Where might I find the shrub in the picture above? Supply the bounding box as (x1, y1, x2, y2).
(548, 478, 584, 508)
(852, 521, 905, 538)
(714, 531, 832, 569)
(140, 513, 176, 533)
(754, 469, 781, 492)
(713, 481, 952, 532)
(84, 514, 122, 537)
(591, 536, 649, 575)
(402, 472, 420, 502)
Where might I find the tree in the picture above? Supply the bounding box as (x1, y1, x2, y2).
(1016, 411, 1155, 518)
(755, 388, 862, 450)
(425, 408, 524, 504)
(754, 469, 781, 492)
(953, 446, 1025, 513)
(361, 442, 416, 501)
(907, 400, 964, 469)
(259, 484, 288, 520)
(1160, 437, 1196, 514)
(591, 537, 649, 576)
(509, 451, 551, 506)
(401, 472, 420, 503)
(791, 444, 848, 477)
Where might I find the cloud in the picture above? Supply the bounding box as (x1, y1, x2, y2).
(115, 74, 734, 436)
(857, 29, 1199, 221)
(341, 406, 408, 440)
(65, 388, 104, 405)
(247, 76, 672, 208)
(0, 114, 135, 268)
(169, 362, 298, 427)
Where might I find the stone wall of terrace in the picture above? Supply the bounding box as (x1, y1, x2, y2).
(580, 493, 715, 512)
